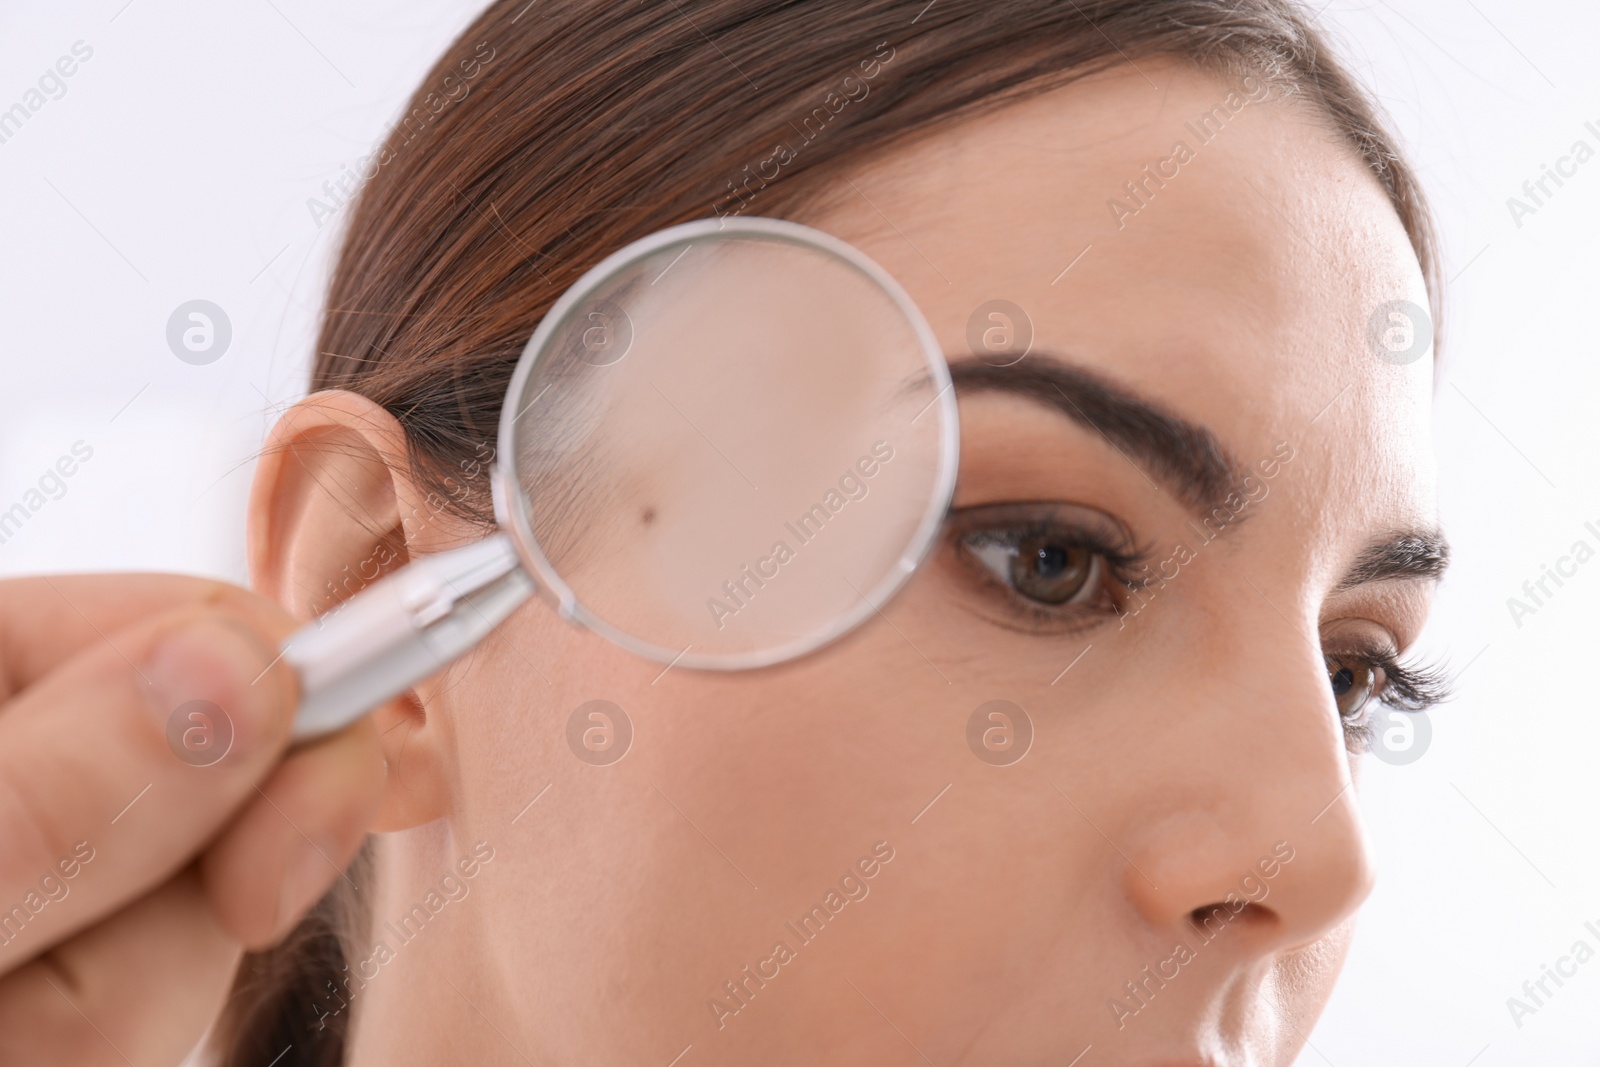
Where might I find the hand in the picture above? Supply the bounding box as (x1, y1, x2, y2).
(0, 574, 384, 1065)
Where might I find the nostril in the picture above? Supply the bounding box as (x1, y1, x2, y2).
(1187, 900, 1274, 943)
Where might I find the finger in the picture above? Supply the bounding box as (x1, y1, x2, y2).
(0, 573, 297, 701)
(0, 603, 301, 971)
(203, 717, 385, 948)
(0, 867, 239, 1067)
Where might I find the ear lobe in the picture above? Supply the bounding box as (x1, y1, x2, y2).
(248, 389, 454, 830)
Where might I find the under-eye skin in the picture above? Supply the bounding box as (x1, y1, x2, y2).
(944, 501, 1154, 633)
(1324, 644, 1453, 753)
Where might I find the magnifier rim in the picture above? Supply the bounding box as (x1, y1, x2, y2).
(493, 215, 959, 671)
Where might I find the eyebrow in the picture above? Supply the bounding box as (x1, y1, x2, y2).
(945, 355, 1242, 517)
(1335, 532, 1451, 591)
(945, 355, 1452, 590)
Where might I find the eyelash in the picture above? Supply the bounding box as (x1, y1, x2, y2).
(947, 504, 1453, 749)
(1331, 649, 1452, 753)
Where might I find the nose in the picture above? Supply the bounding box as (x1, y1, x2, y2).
(1112, 604, 1376, 958)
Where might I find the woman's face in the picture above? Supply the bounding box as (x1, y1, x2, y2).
(342, 61, 1441, 1066)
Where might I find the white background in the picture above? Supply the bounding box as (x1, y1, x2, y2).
(0, 1, 1595, 1063)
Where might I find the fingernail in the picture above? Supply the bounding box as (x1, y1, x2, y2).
(143, 618, 287, 766)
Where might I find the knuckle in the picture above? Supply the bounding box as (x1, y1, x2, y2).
(0, 757, 83, 897)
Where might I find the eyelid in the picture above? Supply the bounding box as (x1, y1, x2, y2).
(948, 500, 1149, 562)
(1321, 579, 1433, 651)
(1320, 617, 1405, 662)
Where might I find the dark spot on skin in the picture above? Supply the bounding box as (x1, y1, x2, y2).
(641, 507, 656, 526)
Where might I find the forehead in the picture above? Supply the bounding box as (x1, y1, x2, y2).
(804, 59, 1438, 571)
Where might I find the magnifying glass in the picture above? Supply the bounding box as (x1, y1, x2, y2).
(284, 217, 959, 740)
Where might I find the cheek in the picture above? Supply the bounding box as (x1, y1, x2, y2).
(450, 612, 1118, 1031)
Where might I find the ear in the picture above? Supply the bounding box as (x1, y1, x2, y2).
(249, 390, 469, 832)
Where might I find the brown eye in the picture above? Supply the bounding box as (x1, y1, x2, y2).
(1015, 538, 1095, 603)
(949, 503, 1147, 630)
(969, 534, 1100, 605)
(1326, 655, 1378, 719)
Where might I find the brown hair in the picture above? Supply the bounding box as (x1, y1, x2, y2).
(215, 1, 1439, 1062)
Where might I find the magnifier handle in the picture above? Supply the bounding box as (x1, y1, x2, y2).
(282, 533, 534, 741)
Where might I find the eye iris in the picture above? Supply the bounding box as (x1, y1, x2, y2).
(1326, 657, 1377, 717)
(1011, 539, 1090, 603)
(1330, 666, 1354, 696)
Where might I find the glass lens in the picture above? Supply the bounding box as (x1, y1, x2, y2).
(500, 221, 954, 667)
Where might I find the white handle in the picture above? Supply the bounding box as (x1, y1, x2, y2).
(283, 533, 535, 741)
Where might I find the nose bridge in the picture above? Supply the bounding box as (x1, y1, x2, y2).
(1112, 601, 1375, 954)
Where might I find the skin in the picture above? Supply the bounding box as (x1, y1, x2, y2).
(0, 55, 1439, 1066)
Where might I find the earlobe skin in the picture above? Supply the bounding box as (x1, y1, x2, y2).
(247, 389, 456, 830)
